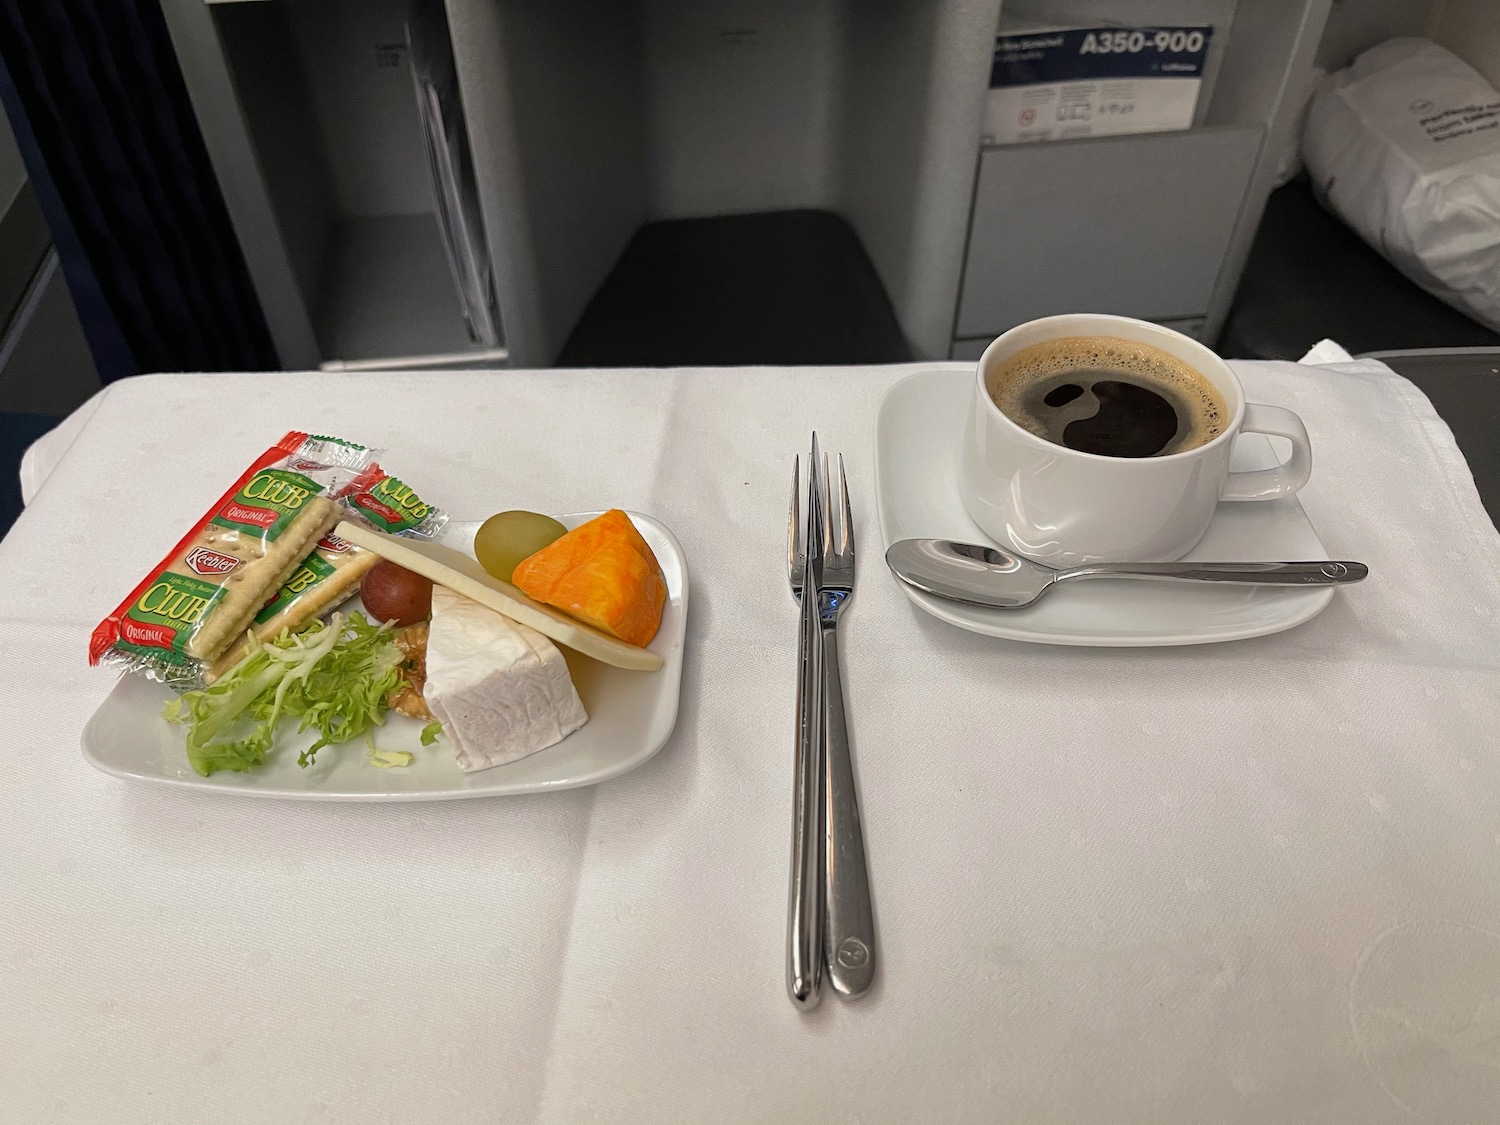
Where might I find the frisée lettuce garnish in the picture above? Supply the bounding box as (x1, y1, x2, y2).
(163, 612, 405, 776)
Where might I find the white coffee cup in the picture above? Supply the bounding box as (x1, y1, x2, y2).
(959, 314, 1311, 566)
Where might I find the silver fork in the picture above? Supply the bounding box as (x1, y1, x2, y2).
(789, 445, 875, 999)
(786, 445, 824, 1009)
(816, 451, 876, 997)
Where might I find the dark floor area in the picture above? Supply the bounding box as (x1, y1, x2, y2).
(1370, 350, 1500, 532)
(1219, 177, 1500, 360)
(557, 209, 912, 367)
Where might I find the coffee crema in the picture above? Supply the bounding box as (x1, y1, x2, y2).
(986, 336, 1229, 458)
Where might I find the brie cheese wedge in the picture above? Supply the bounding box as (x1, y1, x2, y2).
(425, 585, 588, 772)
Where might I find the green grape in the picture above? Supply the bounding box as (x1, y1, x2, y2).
(474, 510, 568, 582)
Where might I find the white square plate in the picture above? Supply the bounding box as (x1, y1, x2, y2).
(81, 512, 687, 800)
(875, 369, 1337, 646)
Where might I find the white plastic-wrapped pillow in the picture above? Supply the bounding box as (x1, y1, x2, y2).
(1301, 38, 1500, 332)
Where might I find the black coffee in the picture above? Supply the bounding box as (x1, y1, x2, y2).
(987, 336, 1228, 458)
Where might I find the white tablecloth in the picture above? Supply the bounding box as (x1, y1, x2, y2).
(4, 361, 1500, 1124)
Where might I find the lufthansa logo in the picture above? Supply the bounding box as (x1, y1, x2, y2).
(836, 938, 870, 969)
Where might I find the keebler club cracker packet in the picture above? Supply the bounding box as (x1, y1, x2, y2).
(90, 433, 378, 683)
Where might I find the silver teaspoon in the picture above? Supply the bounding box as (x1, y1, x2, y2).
(885, 539, 1368, 610)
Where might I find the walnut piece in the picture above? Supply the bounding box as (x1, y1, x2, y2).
(388, 622, 431, 720)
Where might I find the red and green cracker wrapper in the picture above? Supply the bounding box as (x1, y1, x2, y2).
(205, 471, 448, 680)
(89, 433, 379, 684)
(341, 465, 449, 539)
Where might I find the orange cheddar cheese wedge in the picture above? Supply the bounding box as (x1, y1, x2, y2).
(511, 509, 667, 648)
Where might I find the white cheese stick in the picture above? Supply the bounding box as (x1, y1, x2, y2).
(330, 519, 663, 672)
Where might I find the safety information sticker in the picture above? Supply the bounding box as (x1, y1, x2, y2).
(985, 25, 1213, 144)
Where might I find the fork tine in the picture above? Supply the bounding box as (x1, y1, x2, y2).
(835, 452, 852, 559)
(787, 455, 803, 575)
(808, 433, 823, 554)
(821, 451, 834, 557)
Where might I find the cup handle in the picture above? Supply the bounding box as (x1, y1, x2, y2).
(1220, 404, 1312, 501)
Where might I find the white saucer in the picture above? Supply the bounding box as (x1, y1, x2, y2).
(874, 369, 1338, 646)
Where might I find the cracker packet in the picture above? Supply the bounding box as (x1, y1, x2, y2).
(89, 433, 379, 684)
(341, 465, 449, 539)
(205, 466, 448, 680)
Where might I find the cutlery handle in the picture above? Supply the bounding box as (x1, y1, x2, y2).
(821, 624, 875, 997)
(787, 574, 824, 1010)
(1061, 560, 1369, 586)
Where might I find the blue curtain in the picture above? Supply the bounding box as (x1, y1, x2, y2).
(0, 0, 277, 381)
